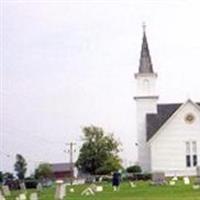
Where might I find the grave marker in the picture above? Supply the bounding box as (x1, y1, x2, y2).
(0, 192, 6, 200)
(2, 186, 10, 197)
(55, 180, 66, 200)
(19, 193, 26, 200)
(193, 166, 200, 188)
(29, 193, 38, 200)
(183, 177, 190, 185)
(152, 171, 166, 185)
(36, 183, 42, 192)
(20, 183, 26, 191)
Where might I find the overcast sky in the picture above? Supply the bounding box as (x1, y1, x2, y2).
(1, 0, 200, 175)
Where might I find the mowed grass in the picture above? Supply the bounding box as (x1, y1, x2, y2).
(7, 181, 200, 200)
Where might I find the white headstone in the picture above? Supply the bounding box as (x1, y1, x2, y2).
(193, 185, 200, 190)
(0, 192, 6, 200)
(95, 186, 103, 192)
(129, 182, 136, 188)
(2, 186, 11, 196)
(36, 183, 42, 192)
(19, 193, 26, 200)
(81, 187, 95, 196)
(171, 176, 178, 181)
(55, 180, 65, 200)
(69, 188, 74, 193)
(183, 177, 190, 185)
(20, 183, 26, 191)
(29, 193, 38, 200)
(169, 181, 176, 186)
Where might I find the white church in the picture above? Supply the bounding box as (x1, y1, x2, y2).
(134, 28, 200, 176)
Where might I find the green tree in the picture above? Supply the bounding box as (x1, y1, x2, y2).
(34, 163, 53, 180)
(0, 171, 3, 184)
(14, 154, 27, 180)
(3, 172, 14, 182)
(76, 125, 122, 175)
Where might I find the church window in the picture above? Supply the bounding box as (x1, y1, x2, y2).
(186, 155, 191, 167)
(185, 141, 198, 167)
(193, 155, 198, 167)
(186, 142, 191, 167)
(192, 141, 198, 166)
(192, 141, 197, 154)
(186, 142, 190, 154)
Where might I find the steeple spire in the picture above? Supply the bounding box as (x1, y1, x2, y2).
(138, 24, 154, 73)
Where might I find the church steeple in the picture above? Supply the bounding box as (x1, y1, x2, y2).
(138, 24, 154, 74)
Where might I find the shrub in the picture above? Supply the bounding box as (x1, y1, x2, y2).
(25, 180, 38, 189)
(126, 165, 142, 173)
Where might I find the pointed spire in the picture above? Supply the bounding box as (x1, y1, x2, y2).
(138, 23, 154, 73)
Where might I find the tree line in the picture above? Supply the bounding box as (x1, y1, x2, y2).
(1, 125, 140, 183)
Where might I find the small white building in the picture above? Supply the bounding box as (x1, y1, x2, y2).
(134, 27, 200, 176)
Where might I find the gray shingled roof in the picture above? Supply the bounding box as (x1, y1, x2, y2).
(146, 102, 200, 141)
(51, 163, 74, 172)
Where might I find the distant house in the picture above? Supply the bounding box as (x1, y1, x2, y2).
(51, 163, 74, 180)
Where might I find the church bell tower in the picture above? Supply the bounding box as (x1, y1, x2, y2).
(134, 25, 159, 172)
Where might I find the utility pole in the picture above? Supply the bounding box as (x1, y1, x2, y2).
(65, 142, 76, 178)
(66, 142, 76, 164)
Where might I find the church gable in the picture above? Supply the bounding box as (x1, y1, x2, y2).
(146, 100, 200, 141)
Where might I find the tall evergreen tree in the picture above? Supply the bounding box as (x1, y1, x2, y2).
(14, 154, 27, 180)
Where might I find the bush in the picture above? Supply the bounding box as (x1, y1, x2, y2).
(119, 172, 152, 181)
(25, 180, 38, 189)
(133, 173, 152, 181)
(126, 165, 142, 173)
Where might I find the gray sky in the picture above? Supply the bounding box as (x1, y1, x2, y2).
(1, 0, 200, 175)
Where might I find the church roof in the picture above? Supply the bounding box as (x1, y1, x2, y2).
(138, 28, 154, 74)
(146, 102, 200, 141)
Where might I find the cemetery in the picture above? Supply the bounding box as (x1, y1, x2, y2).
(0, 170, 200, 200)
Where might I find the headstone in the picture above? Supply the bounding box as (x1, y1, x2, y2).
(195, 166, 200, 185)
(95, 186, 103, 192)
(129, 181, 136, 188)
(81, 187, 95, 196)
(29, 193, 38, 200)
(2, 186, 11, 196)
(19, 193, 26, 200)
(81, 184, 96, 195)
(69, 188, 74, 193)
(20, 183, 26, 191)
(183, 177, 190, 185)
(55, 180, 65, 200)
(171, 176, 178, 181)
(152, 172, 165, 185)
(98, 176, 103, 182)
(193, 185, 200, 190)
(0, 192, 6, 200)
(60, 184, 66, 198)
(72, 178, 85, 185)
(169, 180, 176, 186)
(36, 183, 42, 192)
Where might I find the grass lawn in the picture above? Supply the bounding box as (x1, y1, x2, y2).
(6, 181, 200, 200)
